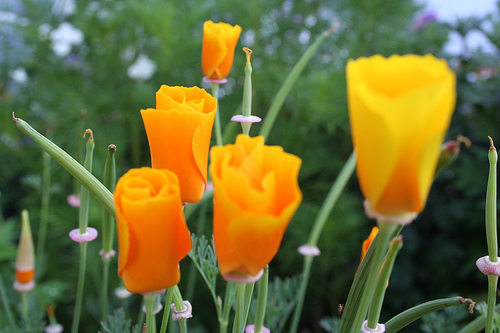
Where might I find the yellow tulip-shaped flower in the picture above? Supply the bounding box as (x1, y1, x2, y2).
(210, 135, 302, 280)
(114, 167, 192, 293)
(202, 20, 242, 81)
(141, 85, 217, 204)
(347, 54, 456, 224)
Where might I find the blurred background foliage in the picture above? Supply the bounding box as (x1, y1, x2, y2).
(1, 0, 500, 332)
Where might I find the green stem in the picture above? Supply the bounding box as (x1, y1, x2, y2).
(486, 275, 498, 333)
(241, 49, 253, 135)
(36, 151, 51, 265)
(458, 303, 500, 333)
(253, 267, 269, 333)
(220, 282, 237, 333)
(258, 25, 338, 140)
(385, 297, 473, 333)
(13, 116, 115, 216)
(232, 282, 246, 333)
(485, 137, 498, 333)
(289, 151, 356, 333)
(172, 285, 188, 333)
(211, 83, 223, 146)
(71, 132, 94, 333)
(0, 270, 17, 331)
(243, 282, 255, 327)
(144, 294, 156, 333)
(21, 291, 30, 329)
(71, 242, 88, 333)
(367, 236, 403, 328)
(347, 222, 398, 333)
(160, 288, 174, 333)
(101, 144, 116, 320)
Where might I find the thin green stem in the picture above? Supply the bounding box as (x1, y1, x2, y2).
(21, 291, 30, 329)
(485, 137, 498, 333)
(220, 282, 237, 333)
(259, 25, 338, 140)
(101, 144, 116, 320)
(211, 83, 223, 146)
(233, 282, 246, 333)
(71, 242, 88, 333)
(253, 267, 269, 333)
(289, 151, 356, 333)
(71, 132, 94, 333)
(458, 303, 500, 333)
(172, 285, 188, 333)
(13, 116, 115, 216)
(144, 294, 156, 333)
(160, 288, 174, 333)
(385, 296, 473, 333)
(243, 282, 255, 327)
(367, 236, 403, 328)
(486, 275, 498, 333)
(348, 222, 398, 333)
(36, 151, 51, 264)
(0, 271, 17, 331)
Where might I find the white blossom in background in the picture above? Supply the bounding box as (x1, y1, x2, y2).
(0, 11, 18, 24)
(52, 0, 76, 18)
(49, 22, 84, 57)
(38, 23, 52, 41)
(10, 68, 28, 84)
(127, 54, 157, 81)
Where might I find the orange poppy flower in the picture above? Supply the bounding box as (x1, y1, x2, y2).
(202, 20, 242, 81)
(141, 85, 217, 204)
(360, 227, 379, 264)
(114, 167, 192, 293)
(209, 134, 302, 279)
(347, 54, 456, 223)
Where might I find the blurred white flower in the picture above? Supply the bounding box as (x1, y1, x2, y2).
(52, 0, 76, 17)
(50, 22, 84, 57)
(10, 68, 28, 84)
(38, 24, 52, 40)
(0, 11, 17, 23)
(127, 54, 157, 81)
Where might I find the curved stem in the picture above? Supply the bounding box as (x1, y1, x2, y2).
(253, 266, 269, 333)
(289, 151, 356, 333)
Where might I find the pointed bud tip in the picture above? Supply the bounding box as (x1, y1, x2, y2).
(83, 129, 94, 142)
(243, 47, 253, 64)
(108, 144, 116, 151)
(12, 112, 19, 123)
(489, 136, 496, 151)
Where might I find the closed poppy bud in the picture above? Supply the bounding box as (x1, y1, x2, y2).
(347, 54, 456, 224)
(209, 134, 302, 279)
(202, 20, 242, 81)
(14, 210, 35, 291)
(141, 85, 217, 204)
(114, 167, 192, 294)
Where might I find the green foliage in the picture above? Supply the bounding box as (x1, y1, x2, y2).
(99, 308, 135, 333)
(264, 275, 302, 333)
(188, 234, 219, 300)
(421, 306, 470, 333)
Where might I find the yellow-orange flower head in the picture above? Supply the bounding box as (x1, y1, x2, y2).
(209, 135, 302, 279)
(141, 85, 216, 204)
(202, 20, 242, 81)
(114, 167, 192, 294)
(347, 54, 456, 224)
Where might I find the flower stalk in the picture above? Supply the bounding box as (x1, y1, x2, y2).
(485, 136, 498, 333)
(211, 82, 223, 145)
(252, 266, 269, 333)
(289, 151, 356, 333)
(71, 130, 95, 333)
(101, 144, 117, 320)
